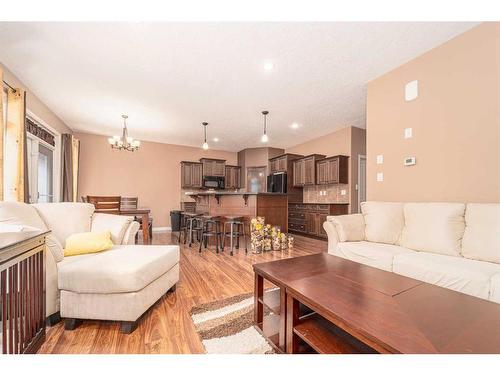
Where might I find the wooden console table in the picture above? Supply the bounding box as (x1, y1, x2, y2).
(254, 253, 500, 354)
(1, 231, 48, 354)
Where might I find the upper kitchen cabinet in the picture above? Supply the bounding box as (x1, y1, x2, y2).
(225, 165, 242, 189)
(316, 155, 349, 185)
(269, 153, 303, 173)
(199, 158, 226, 177)
(181, 161, 203, 188)
(292, 154, 326, 186)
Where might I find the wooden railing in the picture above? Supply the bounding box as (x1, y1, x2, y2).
(0, 232, 46, 354)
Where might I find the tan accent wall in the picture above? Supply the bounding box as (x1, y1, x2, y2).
(76, 132, 237, 227)
(1, 63, 72, 135)
(286, 126, 366, 212)
(237, 147, 284, 189)
(366, 23, 500, 203)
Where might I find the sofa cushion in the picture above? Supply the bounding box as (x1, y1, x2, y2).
(91, 213, 134, 245)
(360, 202, 404, 245)
(34, 203, 94, 245)
(58, 245, 179, 294)
(0, 201, 48, 231)
(328, 214, 365, 242)
(393, 252, 500, 300)
(461, 203, 500, 264)
(401, 203, 465, 257)
(332, 241, 415, 272)
(489, 274, 500, 304)
(46, 234, 65, 262)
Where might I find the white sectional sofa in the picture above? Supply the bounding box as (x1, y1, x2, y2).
(323, 202, 500, 304)
(0, 201, 180, 333)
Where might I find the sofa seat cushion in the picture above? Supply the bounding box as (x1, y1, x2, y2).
(58, 245, 180, 294)
(332, 241, 416, 272)
(489, 274, 500, 304)
(393, 252, 500, 300)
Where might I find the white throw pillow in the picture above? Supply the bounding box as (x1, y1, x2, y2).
(401, 203, 465, 256)
(461, 203, 500, 264)
(361, 202, 404, 244)
(329, 214, 365, 242)
(34, 203, 95, 245)
(91, 213, 134, 245)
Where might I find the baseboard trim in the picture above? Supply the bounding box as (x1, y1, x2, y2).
(152, 227, 171, 233)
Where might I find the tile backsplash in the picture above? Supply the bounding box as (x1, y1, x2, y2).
(303, 184, 349, 204)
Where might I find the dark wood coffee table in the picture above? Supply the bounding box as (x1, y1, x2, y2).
(253, 253, 500, 354)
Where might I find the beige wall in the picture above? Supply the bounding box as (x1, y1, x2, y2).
(76, 132, 237, 227)
(366, 23, 500, 203)
(1, 63, 72, 135)
(286, 126, 366, 212)
(237, 147, 284, 189)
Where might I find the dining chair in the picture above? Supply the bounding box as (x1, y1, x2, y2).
(86, 196, 121, 214)
(120, 196, 153, 243)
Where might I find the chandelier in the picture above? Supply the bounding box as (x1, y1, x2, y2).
(108, 115, 140, 151)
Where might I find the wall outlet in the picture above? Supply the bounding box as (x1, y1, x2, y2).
(376, 154, 384, 164)
(404, 127, 413, 139)
(377, 172, 384, 182)
(404, 156, 416, 166)
(405, 80, 418, 101)
(340, 189, 347, 196)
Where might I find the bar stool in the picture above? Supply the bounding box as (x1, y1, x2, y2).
(198, 215, 222, 253)
(222, 216, 248, 256)
(184, 212, 202, 247)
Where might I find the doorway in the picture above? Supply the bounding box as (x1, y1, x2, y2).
(357, 155, 366, 212)
(27, 135, 55, 203)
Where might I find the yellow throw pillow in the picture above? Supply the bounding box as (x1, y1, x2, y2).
(64, 231, 113, 256)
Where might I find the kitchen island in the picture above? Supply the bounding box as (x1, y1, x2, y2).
(186, 191, 288, 231)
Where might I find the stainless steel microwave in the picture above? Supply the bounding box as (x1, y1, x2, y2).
(203, 176, 225, 189)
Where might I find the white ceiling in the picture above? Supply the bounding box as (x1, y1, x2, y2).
(0, 22, 477, 151)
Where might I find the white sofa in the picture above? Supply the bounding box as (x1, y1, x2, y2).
(323, 202, 500, 304)
(0, 201, 180, 333)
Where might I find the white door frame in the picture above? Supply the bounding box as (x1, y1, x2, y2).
(357, 154, 367, 212)
(26, 109, 61, 202)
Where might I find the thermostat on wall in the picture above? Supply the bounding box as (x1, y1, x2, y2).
(404, 157, 416, 166)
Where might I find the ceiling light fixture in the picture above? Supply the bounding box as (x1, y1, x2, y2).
(202, 122, 209, 150)
(108, 115, 140, 152)
(263, 62, 274, 71)
(213, 137, 219, 142)
(261, 111, 269, 143)
(291, 122, 300, 129)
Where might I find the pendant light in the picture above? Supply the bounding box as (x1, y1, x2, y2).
(202, 122, 209, 150)
(108, 114, 141, 151)
(261, 110, 269, 143)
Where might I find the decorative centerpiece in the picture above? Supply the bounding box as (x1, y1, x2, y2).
(250, 217, 294, 253)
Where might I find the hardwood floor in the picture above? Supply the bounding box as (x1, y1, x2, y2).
(38, 232, 327, 354)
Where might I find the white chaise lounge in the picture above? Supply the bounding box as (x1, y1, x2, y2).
(323, 202, 500, 304)
(0, 201, 180, 333)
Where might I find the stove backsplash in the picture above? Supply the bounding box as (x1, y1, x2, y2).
(303, 184, 350, 204)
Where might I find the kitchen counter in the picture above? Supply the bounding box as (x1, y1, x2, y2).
(185, 191, 286, 196)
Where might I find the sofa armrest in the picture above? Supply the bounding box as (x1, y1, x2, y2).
(91, 213, 134, 244)
(122, 221, 140, 245)
(323, 220, 340, 254)
(327, 214, 365, 242)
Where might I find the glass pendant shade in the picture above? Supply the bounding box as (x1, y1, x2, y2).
(108, 115, 140, 152)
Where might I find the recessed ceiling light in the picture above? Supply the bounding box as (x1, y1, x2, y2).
(213, 137, 219, 142)
(291, 123, 301, 129)
(263, 62, 274, 71)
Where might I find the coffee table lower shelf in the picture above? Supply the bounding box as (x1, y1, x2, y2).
(293, 313, 377, 354)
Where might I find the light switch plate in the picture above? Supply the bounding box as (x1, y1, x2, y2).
(377, 172, 384, 182)
(376, 154, 384, 164)
(404, 128, 413, 139)
(405, 80, 418, 101)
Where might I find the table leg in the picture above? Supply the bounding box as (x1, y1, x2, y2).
(279, 288, 287, 350)
(254, 273, 263, 325)
(141, 213, 150, 244)
(286, 294, 300, 354)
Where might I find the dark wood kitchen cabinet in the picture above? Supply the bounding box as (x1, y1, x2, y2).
(288, 203, 348, 239)
(200, 158, 226, 177)
(181, 161, 203, 188)
(292, 154, 326, 187)
(316, 155, 349, 185)
(225, 165, 241, 189)
(269, 153, 303, 173)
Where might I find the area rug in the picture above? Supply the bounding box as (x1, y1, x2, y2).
(189, 290, 277, 354)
